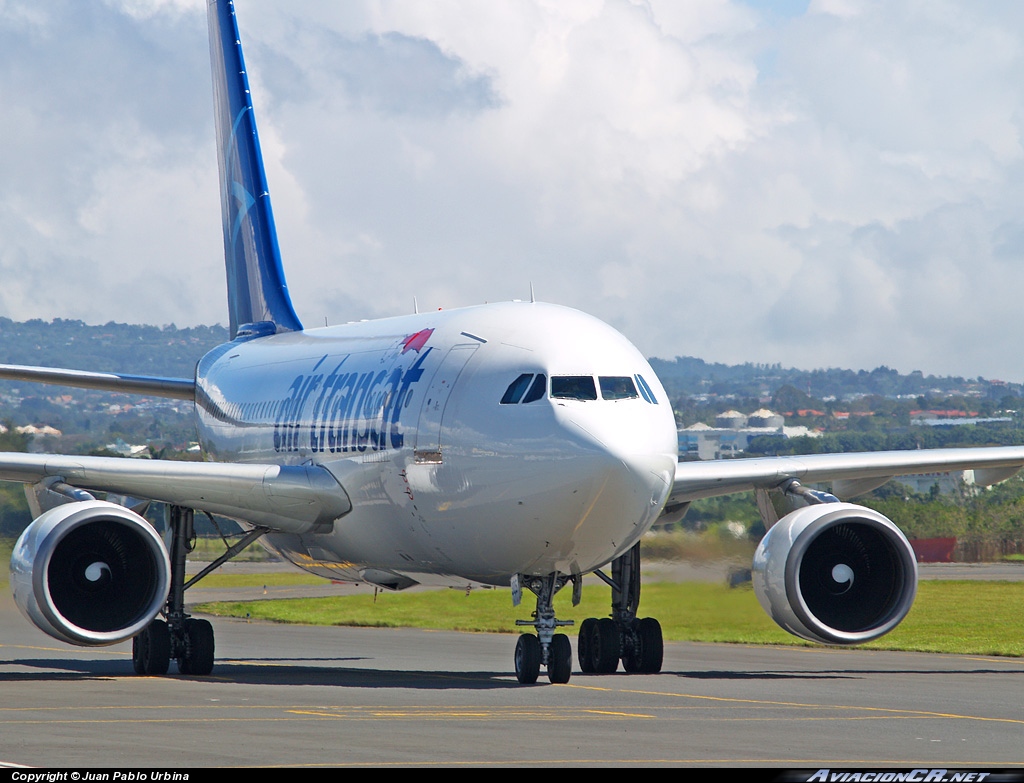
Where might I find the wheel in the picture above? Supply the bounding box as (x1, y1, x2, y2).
(514, 633, 541, 684)
(636, 617, 663, 674)
(133, 620, 170, 675)
(592, 618, 620, 674)
(548, 633, 572, 684)
(578, 618, 596, 673)
(177, 618, 215, 676)
(132, 620, 170, 676)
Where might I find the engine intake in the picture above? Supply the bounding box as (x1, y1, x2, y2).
(10, 500, 171, 646)
(752, 503, 917, 645)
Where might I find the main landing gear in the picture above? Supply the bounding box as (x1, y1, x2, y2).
(512, 573, 576, 684)
(579, 542, 663, 675)
(133, 505, 268, 677)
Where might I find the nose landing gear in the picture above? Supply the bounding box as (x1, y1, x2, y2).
(512, 573, 576, 684)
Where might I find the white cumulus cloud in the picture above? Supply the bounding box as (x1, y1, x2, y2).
(2, 0, 1024, 380)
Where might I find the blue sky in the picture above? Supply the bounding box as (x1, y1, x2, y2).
(2, 0, 1024, 381)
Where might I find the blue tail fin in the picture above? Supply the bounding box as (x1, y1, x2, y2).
(208, 0, 302, 339)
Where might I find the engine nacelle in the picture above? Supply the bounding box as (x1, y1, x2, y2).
(752, 502, 917, 645)
(10, 500, 171, 646)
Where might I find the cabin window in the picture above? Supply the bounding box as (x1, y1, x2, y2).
(501, 373, 534, 404)
(599, 376, 638, 400)
(551, 376, 597, 401)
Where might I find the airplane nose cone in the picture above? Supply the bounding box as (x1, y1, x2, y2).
(546, 403, 677, 570)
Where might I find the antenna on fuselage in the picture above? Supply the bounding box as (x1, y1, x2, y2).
(529, 282, 536, 303)
(413, 296, 419, 314)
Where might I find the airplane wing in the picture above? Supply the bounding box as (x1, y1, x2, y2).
(669, 446, 1024, 505)
(0, 365, 349, 530)
(0, 452, 350, 533)
(662, 445, 1024, 648)
(0, 363, 195, 400)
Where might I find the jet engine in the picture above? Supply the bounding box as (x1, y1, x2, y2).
(10, 500, 171, 646)
(752, 502, 917, 645)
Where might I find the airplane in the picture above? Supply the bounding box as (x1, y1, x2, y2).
(3, 0, 1024, 685)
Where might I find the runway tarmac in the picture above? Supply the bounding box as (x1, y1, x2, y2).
(1, 573, 1024, 768)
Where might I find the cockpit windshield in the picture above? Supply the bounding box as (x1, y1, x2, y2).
(551, 376, 597, 401)
(501, 373, 654, 404)
(599, 376, 638, 400)
(500, 373, 533, 404)
(501, 373, 547, 404)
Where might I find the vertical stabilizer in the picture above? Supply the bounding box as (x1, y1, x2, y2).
(208, 0, 302, 339)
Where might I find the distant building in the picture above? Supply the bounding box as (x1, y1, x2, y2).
(679, 409, 819, 460)
(715, 410, 748, 429)
(15, 424, 61, 437)
(105, 438, 151, 458)
(16, 424, 63, 455)
(679, 424, 752, 460)
(748, 408, 784, 429)
(910, 411, 1010, 427)
(894, 471, 972, 496)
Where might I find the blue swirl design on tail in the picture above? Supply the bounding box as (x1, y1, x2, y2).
(208, 0, 302, 339)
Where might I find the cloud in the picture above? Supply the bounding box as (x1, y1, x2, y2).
(101, 0, 205, 20)
(2, 0, 1024, 380)
(321, 31, 501, 118)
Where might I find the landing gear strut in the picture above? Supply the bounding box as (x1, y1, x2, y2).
(579, 542, 663, 674)
(512, 573, 575, 684)
(133, 506, 213, 675)
(133, 506, 267, 676)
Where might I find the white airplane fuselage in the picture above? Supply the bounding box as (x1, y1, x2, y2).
(195, 301, 678, 586)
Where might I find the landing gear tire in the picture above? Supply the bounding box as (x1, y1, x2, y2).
(592, 618, 620, 674)
(515, 633, 541, 684)
(548, 633, 572, 684)
(577, 618, 596, 673)
(635, 617, 663, 674)
(177, 618, 215, 676)
(132, 619, 170, 676)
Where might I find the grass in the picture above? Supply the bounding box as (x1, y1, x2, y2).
(874, 581, 1024, 656)
(4, 527, 1023, 657)
(0, 538, 9, 590)
(191, 571, 324, 588)
(190, 580, 802, 639)
(195, 578, 1024, 657)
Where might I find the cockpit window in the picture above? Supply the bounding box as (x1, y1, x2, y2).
(551, 376, 598, 401)
(634, 373, 658, 404)
(501, 373, 534, 404)
(504, 373, 646, 404)
(599, 376, 638, 400)
(523, 373, 546, 403)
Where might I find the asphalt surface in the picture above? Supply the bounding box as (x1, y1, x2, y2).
(0, 563, 1023, 768)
